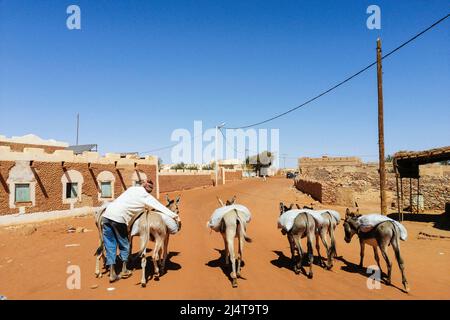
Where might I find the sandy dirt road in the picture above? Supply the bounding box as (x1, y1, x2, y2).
(0, 178, 449, 300)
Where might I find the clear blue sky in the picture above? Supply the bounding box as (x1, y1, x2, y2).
(1, 0, 449, 167)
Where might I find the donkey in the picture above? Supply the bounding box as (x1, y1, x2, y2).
(129, 195, 181, 287)
(94, 202, 109, 278)
(93, 196, 180, 285)
(217, 196, 252, 288)
(279, 203, 316, 278)
(343, 208, 409, 292)
(295, 204, 339, 270)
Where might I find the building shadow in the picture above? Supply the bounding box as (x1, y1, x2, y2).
(388, 212, 450, 231)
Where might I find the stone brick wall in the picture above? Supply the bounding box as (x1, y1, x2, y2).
(0, 160, 157, 215)
(294, 179, 323, 202)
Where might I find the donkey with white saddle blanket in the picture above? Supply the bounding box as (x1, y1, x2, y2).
(207, 196, 252, 288)
(94, 196, 181, 287)
(295, 205, 340, 270)
(343, 209, 409, 292)
(278, 203, 316, 278)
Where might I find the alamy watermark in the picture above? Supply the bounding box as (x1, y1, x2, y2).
(366, 5, 381, 30)
(66, 265, 81, 290)
(66, 5, 81, 30)
(366, 265, 381, 290)
(170, 121, 279, 167)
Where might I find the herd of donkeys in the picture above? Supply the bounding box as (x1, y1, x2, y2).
(94, 195, 409, 293)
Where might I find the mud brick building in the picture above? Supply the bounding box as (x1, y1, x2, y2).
(0, 137, 158, 215)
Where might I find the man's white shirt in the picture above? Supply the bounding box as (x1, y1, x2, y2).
(103, 186, 179, 225)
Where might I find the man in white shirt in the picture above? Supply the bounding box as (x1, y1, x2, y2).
(102, 179, 180, 282)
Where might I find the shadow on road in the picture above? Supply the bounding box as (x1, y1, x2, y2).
(128, 250, 181, 281)
(388, 212, 450, 231)
(205, 248, 247, 286)
(337, 256, 406, 293)
(271, 250, 325, 278)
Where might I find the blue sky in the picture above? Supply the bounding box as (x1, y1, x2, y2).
(0, 0, 449, 167)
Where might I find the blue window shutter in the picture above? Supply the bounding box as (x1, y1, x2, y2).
(15, 184, 31, 202)
(101, 182, 112, 198)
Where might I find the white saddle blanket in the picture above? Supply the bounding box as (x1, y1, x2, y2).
(358, 214, 408, 241)
(314, 209, 341, 225)
(207, 204, 252, 231)
(100, 202, 179, 235)
(130, 211, 179, 235)
(277, 209, 316, 232)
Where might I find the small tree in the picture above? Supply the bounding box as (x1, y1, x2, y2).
(202, 162, 214, 170)
(171, 162, 186, 170)
(385, 154, 394, 163)
(185, 164, 199, 170)
(245, 151, 274, 175)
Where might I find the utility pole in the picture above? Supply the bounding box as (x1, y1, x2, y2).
(76, 113, 80, 146)
(377, 38, 387, 215)
(281, 153, 288, 169)
(215, 122, 226, 187)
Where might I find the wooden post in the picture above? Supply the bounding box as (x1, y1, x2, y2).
(395, 174, 401, 218)
(377, 38, 387, 215)
(400, 177, 404, 221)
(409, 178, 413, 213)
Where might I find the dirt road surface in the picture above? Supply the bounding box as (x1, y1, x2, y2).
(1, 178, 449, 299)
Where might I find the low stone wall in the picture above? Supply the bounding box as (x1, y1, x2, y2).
(158, 172, 214, 193)
(224, 169, 243, 183)
(294, 179, 323, 202)
(299, 164, 450, 210)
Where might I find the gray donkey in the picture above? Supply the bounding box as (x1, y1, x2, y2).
(295, 204, 338, 270)
(279, 203, 316, 279)
(130, 195, 181, 287)
(216, 196, 252, 288)
(343, 208, 409, 292)
(94, 196, 180, 287)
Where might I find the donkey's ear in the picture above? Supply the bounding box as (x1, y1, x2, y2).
(346, 208, 351, 215)
(289, 203, 294, 210)
(295, 204, 301, 209)
(279, 202, 285, 212)
(165, 194, 170, 203)
(356, 208, 360, 214)
(175, 195, 181, 204)
(217, 197, 224, 207)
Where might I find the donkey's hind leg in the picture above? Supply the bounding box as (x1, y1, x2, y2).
(293, 235, 305, 276)
(95, 251, 103, 278)
(392, 236, 409, 292)
(153, 238, 163, 280)
(237, 228, 245, 278)
(378, 241, 392, 286)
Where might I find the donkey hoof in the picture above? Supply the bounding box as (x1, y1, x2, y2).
(403, 283, 410, 293)
(307, 272, 313, 279)
(141, 282, 146, 288)
(232, 279, 238, 288)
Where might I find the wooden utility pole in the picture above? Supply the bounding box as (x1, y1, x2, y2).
(377, 38, 387, 215)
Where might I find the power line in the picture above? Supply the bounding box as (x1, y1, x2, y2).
(224, 14, 450, 130)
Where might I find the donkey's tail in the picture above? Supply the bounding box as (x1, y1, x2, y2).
(236, 210, 252, 243)
(328, 214, 337, 257)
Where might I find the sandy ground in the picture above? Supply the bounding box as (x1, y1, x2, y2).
(0, 178, 449, 300)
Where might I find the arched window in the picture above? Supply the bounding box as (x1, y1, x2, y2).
(97, 171, 115, 200)
(7, 161, 36, 212)
(131, 170, 147, 186)
(61, 169, 84, 206)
